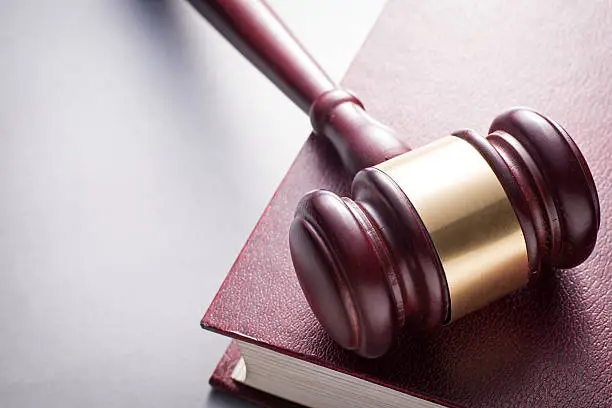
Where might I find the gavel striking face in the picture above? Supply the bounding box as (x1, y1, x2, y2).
(194, 0, 600, 358)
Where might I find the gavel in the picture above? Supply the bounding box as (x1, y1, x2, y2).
(191, 0, 600, 358)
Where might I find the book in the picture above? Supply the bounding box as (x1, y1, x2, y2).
(202, 0, 612, 407)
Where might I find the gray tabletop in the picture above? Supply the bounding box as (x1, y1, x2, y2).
(0, 1, 384, 407)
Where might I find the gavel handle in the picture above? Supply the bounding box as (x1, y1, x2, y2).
(189, 0, 410, 175)
(189, 0, 333, 113)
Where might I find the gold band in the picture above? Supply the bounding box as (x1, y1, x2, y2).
(375, 136, 529, 321)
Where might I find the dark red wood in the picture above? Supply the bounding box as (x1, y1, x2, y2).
(188, 0, 410, 175)
(289, 190, 397, 357)
(488, 109, 600, 269)
(189, 0, 333, 112)
(309, 89, 410, 175)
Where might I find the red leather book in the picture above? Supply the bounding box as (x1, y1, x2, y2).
(203, 1, 612, 406)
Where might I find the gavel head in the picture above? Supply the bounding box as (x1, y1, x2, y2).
(289, 108, 600, 358)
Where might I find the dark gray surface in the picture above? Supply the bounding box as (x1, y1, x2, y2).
(0, 1, 383, 407)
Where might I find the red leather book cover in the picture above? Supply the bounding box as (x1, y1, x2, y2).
(203, 1, 612, 406)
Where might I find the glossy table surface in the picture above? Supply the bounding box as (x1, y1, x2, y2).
(0, 1, 384, 407)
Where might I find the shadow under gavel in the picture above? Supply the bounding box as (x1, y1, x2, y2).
(189, 0, 600, 358)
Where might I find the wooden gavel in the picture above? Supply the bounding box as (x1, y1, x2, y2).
(192, 0, 600, 358)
